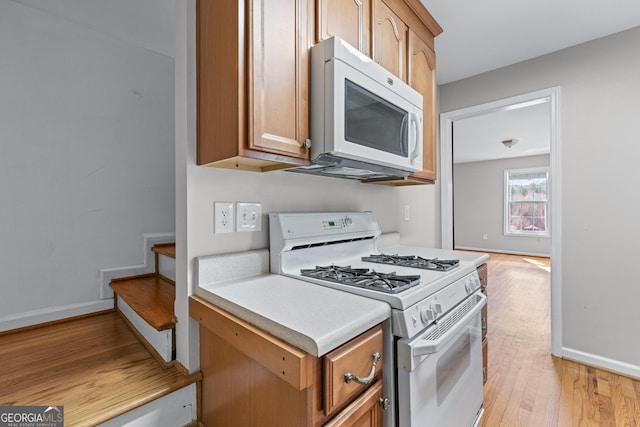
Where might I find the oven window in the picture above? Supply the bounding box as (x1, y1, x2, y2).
(436, 330, 471, 406)
(344, 79, 408, 157)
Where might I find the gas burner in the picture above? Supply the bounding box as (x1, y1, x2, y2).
(362, 254, 460, 271)
(300, 265, 421, 294)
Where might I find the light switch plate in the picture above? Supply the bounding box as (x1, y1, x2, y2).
(214, 202, 234, 233)
(236, 202, 262, 232)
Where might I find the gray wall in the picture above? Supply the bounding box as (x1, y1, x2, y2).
(454, 155, 551, 255)
(440, 26, 640, 371)
(0, 1, 175, 329)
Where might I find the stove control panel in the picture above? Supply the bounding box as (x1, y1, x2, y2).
(321, 216, 351, 230)
(392, 270, 481, 338)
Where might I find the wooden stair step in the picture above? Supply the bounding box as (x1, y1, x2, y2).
(110, 274, 176, 331)
(0, 312, 201, 426)
(152, 242, 175, 259)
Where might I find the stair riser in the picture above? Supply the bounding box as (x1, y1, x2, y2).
(97, 383, 197, 427)
(118, 296, 173, 363)
(158, 253, 176, 282)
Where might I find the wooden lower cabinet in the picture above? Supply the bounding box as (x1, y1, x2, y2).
(190, 296, 386, 426)
(324, 381, 384, 427)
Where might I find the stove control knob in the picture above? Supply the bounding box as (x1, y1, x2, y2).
(464, 277, 477, 293)
(343, 216, 353, 227)
(464, 279, 473, 293)
(421, 307, 436, 323)
(432, 302, 443, 315)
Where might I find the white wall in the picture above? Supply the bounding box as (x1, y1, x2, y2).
(454, 155, 551, 255)
(440, 26, 640, 373)
(0, 1, 175, 330)
(175, 0, 441, 371)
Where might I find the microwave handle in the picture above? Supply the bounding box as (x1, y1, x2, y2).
(409, 112, 422, 163)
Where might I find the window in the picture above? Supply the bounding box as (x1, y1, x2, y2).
(504, 167, 549, 236)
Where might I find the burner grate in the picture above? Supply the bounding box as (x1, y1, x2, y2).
(361, 254, 459, 271)
(300, 265, 421, 294)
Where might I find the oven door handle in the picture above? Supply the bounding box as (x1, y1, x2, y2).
(412, 292, 487, 356)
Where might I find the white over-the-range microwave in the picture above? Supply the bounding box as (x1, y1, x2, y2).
(289, 36, 424, 180)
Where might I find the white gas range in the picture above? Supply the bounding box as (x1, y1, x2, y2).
(270, 211, 486, 427)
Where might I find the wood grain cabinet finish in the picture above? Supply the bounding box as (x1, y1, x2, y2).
(407, 30, 437, 181)
(317, 0, 371, 56)
(373, 0, 407, 82)
(196, 0, 311, 172)
(191, 296, 386, 427)
(324, 380, 384, 427)
(323, 326, 383, 417)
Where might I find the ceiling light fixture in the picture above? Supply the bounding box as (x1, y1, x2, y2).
(501, 138, 518, 148)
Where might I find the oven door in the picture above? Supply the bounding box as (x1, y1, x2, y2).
(396, 292, 486, 427)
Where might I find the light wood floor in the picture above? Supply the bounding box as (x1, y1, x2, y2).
(0, 311, 200, 427)
(481, 253, 640, 427)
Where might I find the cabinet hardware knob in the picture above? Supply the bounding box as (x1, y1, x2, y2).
(379, 397, 390, 410)
(344, 352, 381, 385)
(303, 138, 312, 148)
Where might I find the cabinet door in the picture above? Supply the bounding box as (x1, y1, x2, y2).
(317, 0, 371, 56)
(324, 380, 384, 427)
(407, 30, 437, 181)
(250, 0, 310, 159)
(373, 0, 407, 81)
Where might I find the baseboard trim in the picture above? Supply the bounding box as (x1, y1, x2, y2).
(563, 347, 640, 380)
(100, 232, 175, 300)
(454, 246, 550, 258)
(0, 300, 114, 333)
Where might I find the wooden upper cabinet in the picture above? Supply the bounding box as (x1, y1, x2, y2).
(196, 0, 310, 172)
(317, 0, 371, 56)
(407, 30, 437, 181)
(373, 0, 407, 82)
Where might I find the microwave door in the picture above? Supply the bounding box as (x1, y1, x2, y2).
(331, 60, 422, 173)
(344, 80, 408, 158)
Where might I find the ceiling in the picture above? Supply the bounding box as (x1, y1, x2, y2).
(453, 100, 551, 164)
(421, 0, 640, 84)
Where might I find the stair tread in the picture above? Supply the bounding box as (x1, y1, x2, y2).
(0, 312, 200, 426)
(152, 242, 176, 259)
(110, 274, 175, 331)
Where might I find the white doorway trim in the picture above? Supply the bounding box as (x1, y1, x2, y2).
(439, 87, 562, 357)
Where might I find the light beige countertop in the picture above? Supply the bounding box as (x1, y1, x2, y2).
(194, 250, 390, 356)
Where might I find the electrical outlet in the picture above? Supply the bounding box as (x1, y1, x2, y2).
(214, 202, 234, 233)
(236, 202, 262, 232)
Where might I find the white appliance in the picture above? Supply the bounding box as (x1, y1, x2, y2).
(289, 37, 423, 180)
(270, 212, 486, 426)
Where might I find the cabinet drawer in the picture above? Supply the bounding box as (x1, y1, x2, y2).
(323, 325, 383, 416)
(324, 380, 384, 427)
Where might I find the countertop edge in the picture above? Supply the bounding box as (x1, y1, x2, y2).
(193, 284, 390, 357)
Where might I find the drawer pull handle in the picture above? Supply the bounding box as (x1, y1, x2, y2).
(344, 352, 381, 385)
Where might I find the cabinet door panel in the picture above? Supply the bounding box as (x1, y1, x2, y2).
(318, 0, 371, 56)
(407, 30, 437, 180)
(250, 0, 310, 158)
(324, 380, 384, 427)
(373, 0, 407, 81)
